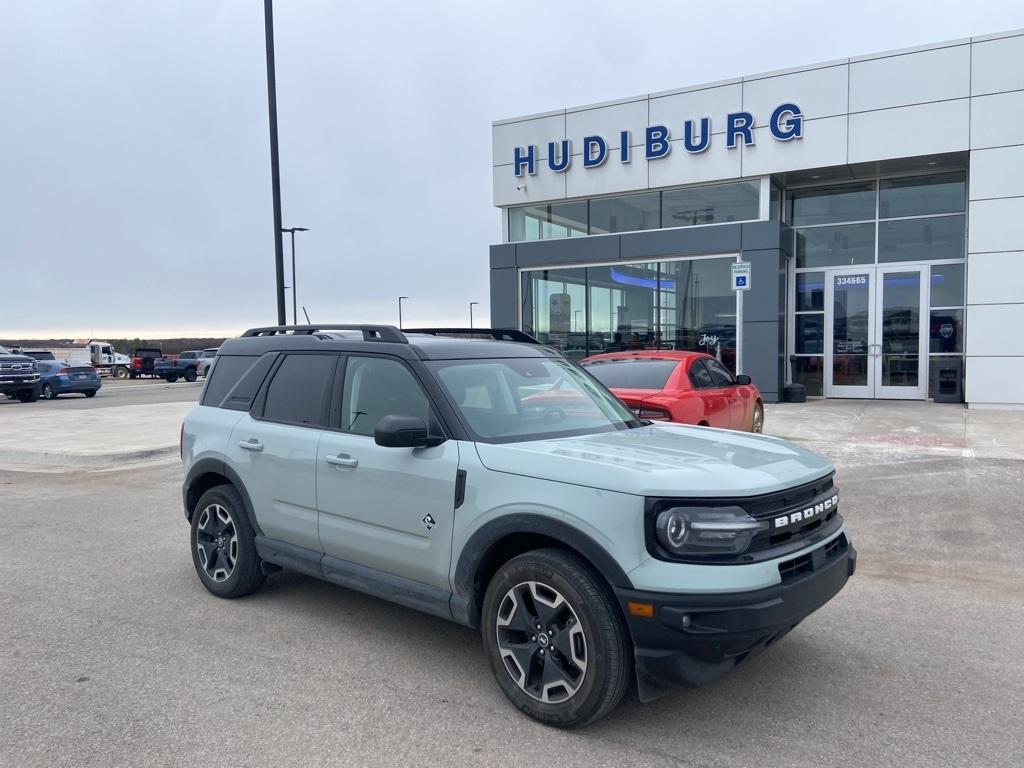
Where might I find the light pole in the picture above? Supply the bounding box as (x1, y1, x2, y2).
(263, 0, 286, 325)
(281, 227, 309, 324)
(469, 301, 479, 329)
(398, 296, 410, 329)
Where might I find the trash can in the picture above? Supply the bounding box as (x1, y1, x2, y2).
(785, 356, 807, 403)
(930, 357, 963, 403)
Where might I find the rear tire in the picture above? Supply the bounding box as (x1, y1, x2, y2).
(183, 367, 197, 383)
(165, 375, 178, 383)
(190, 484, 265, 599)
(481, 548, 631, 728)
(41, 383, 57, 400)
(85, 390, 97, 398)
(129, 372, 138, 380)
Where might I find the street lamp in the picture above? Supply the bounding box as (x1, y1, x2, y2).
(398, 296, 410, 329)
(281, 226, 309, 325)
(469, 301, 479, 329)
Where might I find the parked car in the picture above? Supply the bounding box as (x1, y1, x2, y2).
(0, 345, 40, 402)
(36, 361, 101, 399)
(581, 350, 764, 432)
(180, 324, 854, 727)
(154, 350, 203, 382)
(197, 348, 219, 376)
(130, 347, 163, 379)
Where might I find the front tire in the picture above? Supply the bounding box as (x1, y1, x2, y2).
(481, 549, 631, 728)
(190, 484, 265, 599)
(17, 387, 40, 403)
(112, 366, 129, 379)
(751, 401, 764, 433)
(183, 367, 197, 383)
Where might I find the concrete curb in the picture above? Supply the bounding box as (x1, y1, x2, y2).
(0, 445, 178, 469)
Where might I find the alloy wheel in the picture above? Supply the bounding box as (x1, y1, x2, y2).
(42, 384, 55, 399)
(495, 581, 588, 704)
(752, 404, 764, 433)
(195, 503, 238, 582)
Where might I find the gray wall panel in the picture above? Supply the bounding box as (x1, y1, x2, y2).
(742, 320, 783, 402)
(490, 268, 519, 327)
(515, 235, 619, 268)
(740, 221, 785, 252)
(619, 225, 742, 260)
(740, 249, 785, 323)
(490, 243, 516, 269)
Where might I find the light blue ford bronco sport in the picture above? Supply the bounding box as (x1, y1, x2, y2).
(181, 324, 855, 727)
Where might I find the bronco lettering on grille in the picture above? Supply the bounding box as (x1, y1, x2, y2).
(774, 494, 839, 529)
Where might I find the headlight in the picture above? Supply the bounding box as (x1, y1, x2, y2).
(655, 506, 761, 558)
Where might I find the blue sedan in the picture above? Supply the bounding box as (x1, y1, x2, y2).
(37, 361, 102, 399)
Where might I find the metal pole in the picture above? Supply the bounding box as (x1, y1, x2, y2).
(290, 229, 297, 325)
(264, 0, 286, 325)
(398, 296, 410, 329)
(469, 301, 479, 328)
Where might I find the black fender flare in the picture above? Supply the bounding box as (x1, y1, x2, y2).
(182, 458, 263, 537)
(450, 513, 634, 628)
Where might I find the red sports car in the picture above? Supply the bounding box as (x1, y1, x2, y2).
(580, 350, 764, 432)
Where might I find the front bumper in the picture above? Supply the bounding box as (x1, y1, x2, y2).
(616, 533, 856, 701)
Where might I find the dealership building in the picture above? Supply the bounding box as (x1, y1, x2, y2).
(489, 29, 1024, 408)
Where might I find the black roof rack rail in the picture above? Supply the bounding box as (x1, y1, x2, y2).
(240, 324, 408, 343)
(403, 328, 541, 344)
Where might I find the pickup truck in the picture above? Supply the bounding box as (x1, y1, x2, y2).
(130, 348, 164, 379)
(154, 350, 203, 383)
(0, 346, 41, 402)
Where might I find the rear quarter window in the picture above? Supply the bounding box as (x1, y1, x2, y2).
(583, 359, 679, 390)
(201, 355, 260, 407)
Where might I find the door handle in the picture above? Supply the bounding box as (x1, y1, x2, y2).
(238, 439, 264, 452)
(325, 454, 359, 469)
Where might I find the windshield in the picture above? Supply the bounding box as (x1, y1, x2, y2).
(582, 358, 679, 390)
(0, 346, 9, 354)
(429, 357, 640, 443)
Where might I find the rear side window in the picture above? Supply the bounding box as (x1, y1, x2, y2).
(689, 360, 716, 389)
(583, 359, 678, 390)
(201, 355, 259, 407)
(340, 356, 431, 437)
(262, 354, 336, 427)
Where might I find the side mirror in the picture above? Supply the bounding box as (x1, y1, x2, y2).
(735, 374, 752, 385)
(374, 414, 445, 448)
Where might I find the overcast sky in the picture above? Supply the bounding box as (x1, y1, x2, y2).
(3, 0, 1023, 338)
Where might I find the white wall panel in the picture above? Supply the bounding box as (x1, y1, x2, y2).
(965, 357, 1024, 405)
(742, 115, 847, 176)
(492, 164, 565, 207)
(491, 113, 565, 167)
(849, 45, 970, 111)
(968, 198, 1024, 253)
(566, 99, 647, 151)
(969, 146, 1024, 200)
(647, 142, 742, 188)
(743, 65, 849, 120)
(848, 99, 969, 163)
(970, 91, 1024, 149)
(967, 251, 1024, 305)
(565, 153, 649, 197)
(649, 84, 742, 134)
(971, 34, 1024, 96)
(966, 304, 1024, 356)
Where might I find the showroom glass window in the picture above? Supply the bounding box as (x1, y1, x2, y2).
(522, 256, 737, 369)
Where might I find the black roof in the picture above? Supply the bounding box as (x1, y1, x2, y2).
(219, 325, 557, 361)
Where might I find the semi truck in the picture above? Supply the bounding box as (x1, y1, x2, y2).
(18, 340, 132, 379)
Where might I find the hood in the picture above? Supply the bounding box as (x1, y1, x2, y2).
(474, 423, 832, 498)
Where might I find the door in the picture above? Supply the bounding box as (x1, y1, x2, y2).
(687, 359, 731, 427)
(226, 352, 337, 552)
(704, 357, 746, 429)
(316, 355, 460, 591)
(825, 269, 876, 398)
(874, 266, 927, 399)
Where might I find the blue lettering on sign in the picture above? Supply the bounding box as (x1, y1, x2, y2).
(645, 125, 671, 159)
(511, 102, 804, 173)
(583, 135, 607, 168)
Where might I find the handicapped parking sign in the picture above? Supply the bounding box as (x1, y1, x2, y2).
(731, 261, 751, 291)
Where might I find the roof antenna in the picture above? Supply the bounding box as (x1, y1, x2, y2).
(302, 306, 312, 324)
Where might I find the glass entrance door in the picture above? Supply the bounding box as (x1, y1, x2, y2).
(823, 266, 928, 399)
(874, 266, 927, 399)
(825, 270, 875, 398)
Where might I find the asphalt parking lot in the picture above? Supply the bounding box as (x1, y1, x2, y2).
(0, 377, 203, 411)
(1, 425, 1022, 767)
